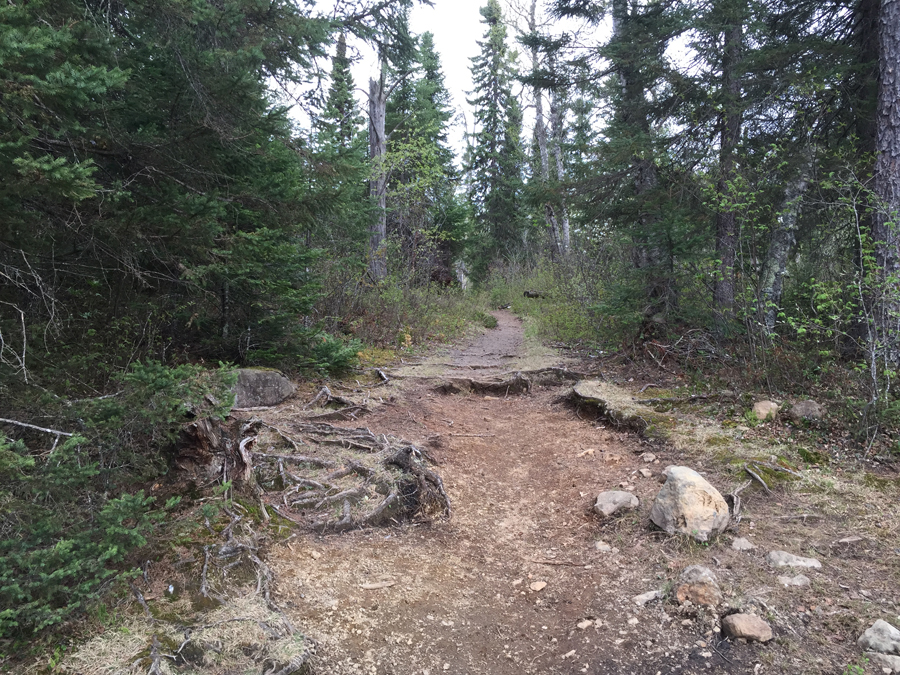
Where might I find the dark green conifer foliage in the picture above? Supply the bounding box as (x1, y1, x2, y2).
(466, 0, 527, 273)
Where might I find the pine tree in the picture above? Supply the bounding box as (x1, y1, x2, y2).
(466, 0, 526, 270)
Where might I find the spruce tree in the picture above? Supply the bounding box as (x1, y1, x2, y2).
(466, 0, 526, 270)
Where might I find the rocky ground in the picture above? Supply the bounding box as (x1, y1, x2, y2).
(62, 311, 900, 675)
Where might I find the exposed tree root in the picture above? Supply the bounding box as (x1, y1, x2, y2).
(179, 415, 451, 534)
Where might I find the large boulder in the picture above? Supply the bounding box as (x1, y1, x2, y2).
(594, 490, 639, 517)
(649, 466, 730, 542)
(233, 369, 295, 408)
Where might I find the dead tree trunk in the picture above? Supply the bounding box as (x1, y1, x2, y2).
(526, 0, 562, 257)
(549, 78, 571, 254)
(368, 74, 388, 282)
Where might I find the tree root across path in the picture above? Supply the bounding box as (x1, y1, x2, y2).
(180, 418, 451, 534)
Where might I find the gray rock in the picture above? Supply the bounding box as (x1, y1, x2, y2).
(777, 574, 811, 587)
(752, 400, 779, 421)
(594, 540, 613, 553)
(721, 613, 773, 642)
(866, 652, 900, 673)
(649, 466, 730, 542)
(594, 490, 639, 517)
(675, 565, 722, 607)
(789, 399, 823, 421)
(859, 620, 900, 655)
(233, 369, 295, 408)
(731, 537, 756, 551)
(632, 590, 663, 606)
(766, 550, 822, 569)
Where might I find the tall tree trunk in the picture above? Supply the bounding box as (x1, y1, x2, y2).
(549, 82, 571, 253)
(759, 160, 811, 334)
(527, 0, 562, 256)
(713, 16, 743, 324)
(612, 0, 669, 317)
(873, 0, 900, 362)
(368, 74, 388, 282)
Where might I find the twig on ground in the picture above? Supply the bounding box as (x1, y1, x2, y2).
(128, 580, 153, 618)
(744, 464, 772, 494)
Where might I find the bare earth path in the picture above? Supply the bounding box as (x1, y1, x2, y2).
(268, 313, 761, 675)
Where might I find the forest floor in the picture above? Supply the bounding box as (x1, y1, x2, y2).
(258, 311, 899, 675)
(56, 311, 900, 675)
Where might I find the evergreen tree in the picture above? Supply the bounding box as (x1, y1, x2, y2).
(321, 32, 362, 150)
(466, 0, 526, 271)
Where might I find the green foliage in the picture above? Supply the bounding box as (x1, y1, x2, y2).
(0, 362, 235, 638)
(0, 432, 159, 637)
(466, 0, 527, 273)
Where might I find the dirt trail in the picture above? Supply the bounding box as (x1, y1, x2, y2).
(268, 313, 759, 674)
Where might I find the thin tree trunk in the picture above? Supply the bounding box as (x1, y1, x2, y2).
(527, 0, 562, 256)
(549, 82, 570, 253)
(714, 17, 743, 324)
(759, 159, 811, 334)
(873, 0, 900, 363)
(368, 74, 388, 282)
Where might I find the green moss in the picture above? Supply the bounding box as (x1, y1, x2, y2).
(797, 447, 830, 465)
(705, 435, 730, 447)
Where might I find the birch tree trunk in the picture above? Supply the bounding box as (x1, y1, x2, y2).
(368, 74, 388, 282)
(873, 0, 900, 364)
(713, 16, 743, 324)
(758, 160, 811, 334)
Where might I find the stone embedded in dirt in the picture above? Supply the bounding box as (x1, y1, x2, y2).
(233, 368, 295, 408)
(731, 537, 756, 551)
(649, 466, 730, 542)
(360, 581, 395, 590)
(778, 574, 811, 587)
(309, 550, 322, 560)
(752, 400, 779, 421)
(766, 551, 822, 569)
(675, 565, 723, 607)
(594, 491, 639, 517)
(837, 535, 864, 545)
(721, 613, 773, 642)
(866, 652, 900, 674)
(530, 581, 547, 592)
(577, 620, 594, 630)
(639, 468, 653, 478)
(633, 590, 663, 606)
(594, 540, 614, 553)
(641, 452, 657, 463)
(789, 399, 824, 421)
(859, 619, 900, 655)
(603, 453, 623, 463)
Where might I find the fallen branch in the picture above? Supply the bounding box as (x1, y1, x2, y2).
(0, 417, 74, 437)
(529, 558, 584, 567)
